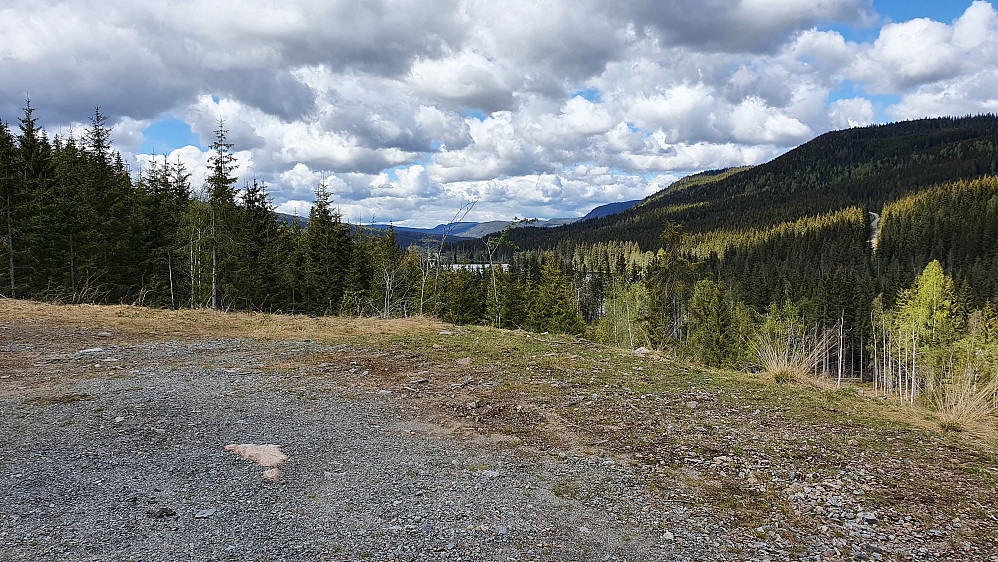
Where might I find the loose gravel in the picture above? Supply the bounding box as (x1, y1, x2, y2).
(3, 329, 997, 561)
(1, 338, 707, 561)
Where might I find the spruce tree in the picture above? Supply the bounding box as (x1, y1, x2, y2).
(135, 156, 192, 307)
(204, 119, 238, 309)
(528, 252, 585, 335)
(642, 222, 697, 353)
(686, 276, 736, 367)
(339, 228, 371, 316)
(82, 107, 118, 295)
(50, 135, 91, 296)
(300, 179, 352, 315)
(441, 267, 484, 325)
(230, 179, 285, 310)
(0, 120, 18, 297)
(15, 101, 55, 297)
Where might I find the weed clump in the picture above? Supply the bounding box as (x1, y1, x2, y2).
(930, 369, 998, 436)
(772, 368, 797, 386)
(753, 311, 835, 386)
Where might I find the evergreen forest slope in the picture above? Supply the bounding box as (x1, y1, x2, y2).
(512, 116, 998, 252)
(504, 115, 998, 307)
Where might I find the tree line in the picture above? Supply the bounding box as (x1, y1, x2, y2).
(0, 103, 589, 334)
(4, 103, 998, 415)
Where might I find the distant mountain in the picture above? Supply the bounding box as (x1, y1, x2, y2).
(580, 200, 640, 221)
(276, 213, 475, 247)
(277, 197, 663, 247)
(276, 212, 307, 227)
(373, 227, 475, 248)
(448, 217, 578, 239)
(338, 198, 638, 244)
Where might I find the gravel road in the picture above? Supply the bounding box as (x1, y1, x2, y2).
(1, 338, 726, 561)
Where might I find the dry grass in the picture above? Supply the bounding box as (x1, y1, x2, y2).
(0, 298, 447, 343)
(931, 370, 998, 439)
(753, 328, 836, 386)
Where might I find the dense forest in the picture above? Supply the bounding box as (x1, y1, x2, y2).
(3, 104, 998, 421)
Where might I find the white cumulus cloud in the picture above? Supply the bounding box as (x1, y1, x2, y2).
(2, 0, 995, 227)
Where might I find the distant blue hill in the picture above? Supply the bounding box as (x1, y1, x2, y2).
(580, 199, 640, 221)
(276, 214, 474, 247)
(275, 198, 641, 245)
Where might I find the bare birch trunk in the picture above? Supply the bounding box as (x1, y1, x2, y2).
(837, 311, 844, 387)
(167, 252, 175, 309)
(908, 327, 918, 404)
(859, 333, 863, 383)
(880, 318, 894, 398)
(69, 232, 75, 293)
(612, 277, 619, 347)
(626, 300, 633, 351)
(871, 311, 878, 397)
(898, 332, 904, 403)
(211, 246, 217, 310)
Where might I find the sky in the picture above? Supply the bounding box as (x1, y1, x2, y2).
(2, 0, 996, 227)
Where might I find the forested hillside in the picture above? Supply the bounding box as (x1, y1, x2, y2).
(473, 116, 998, 428)
(488, 115, 998, 368)
(509, 116, 998, 250)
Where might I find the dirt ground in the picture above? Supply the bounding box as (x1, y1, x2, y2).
(2, 301, 998, 561)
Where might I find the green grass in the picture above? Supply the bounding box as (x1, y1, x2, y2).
(551, 478, 582, 499)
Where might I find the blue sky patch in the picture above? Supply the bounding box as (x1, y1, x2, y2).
(828, 0, 970, 43)
(875, 0, 968, 25)
(573, 88, 602, 103)
(828, 80, 902, 122)
(463, 109, 488, 121)
(140, 117, 204, 154)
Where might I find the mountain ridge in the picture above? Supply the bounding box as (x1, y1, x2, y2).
(289, 198, 645, 243)
(505, 115, 998, 252)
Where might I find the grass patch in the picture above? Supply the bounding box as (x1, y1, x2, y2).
(0, 299, 446, 347)
(552, 478, 582, 499)
(701, 478, 782, 527)
(929, 372, 998, 440)
(772, 368, 796, 386)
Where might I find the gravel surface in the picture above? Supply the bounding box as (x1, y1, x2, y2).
(1, 338, 714, 561)
(3, 324, 997, 561)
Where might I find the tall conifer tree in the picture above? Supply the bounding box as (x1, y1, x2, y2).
(300, 179, 352, 315)
(204, 119, 238, 309)
(16, 101, 55, 296)
(0, 120, 18, 297)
